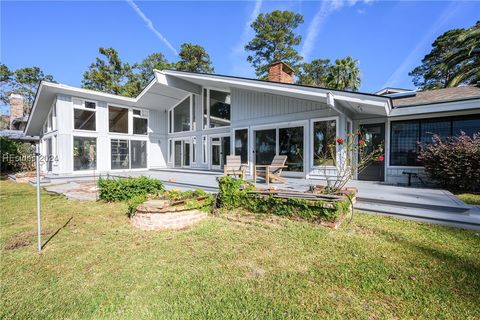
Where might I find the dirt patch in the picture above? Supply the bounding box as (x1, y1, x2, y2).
(3, 229, 54, 250)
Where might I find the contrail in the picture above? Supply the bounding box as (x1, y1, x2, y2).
(126, 0, 178, 56)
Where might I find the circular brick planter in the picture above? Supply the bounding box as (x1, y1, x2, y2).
(130, 199, 207, 230)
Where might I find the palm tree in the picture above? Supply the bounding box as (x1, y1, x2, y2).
(328, 57, 361, 91)
(445, 21, 480, 87)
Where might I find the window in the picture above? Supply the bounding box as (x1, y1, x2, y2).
(279, 126, 304, 172)
(52, 103, 57, 131)
(168, 110, 173, 133)
(202, 135, 207, 164)
(133, 109, 148, 135)
(390, 114, 480, 166)
(192, 137, 197, 163)
(109, 106, 129, 133)
(168, 139, 173, 163)
(172, 96, 191, 133)
(208, 89, 230, 128)
(111, 139, 129, 169)
(313, 119, 336, 166)
(234, 129, 248, 164)
(131, 140, 147, 169)
(73, 99, 96, 131)
(73, 137, 96, 171)
(202, 89, 231, 129)
(192, 95, 196, 131)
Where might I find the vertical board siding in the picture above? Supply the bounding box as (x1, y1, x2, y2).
(231, 88, 328, 122)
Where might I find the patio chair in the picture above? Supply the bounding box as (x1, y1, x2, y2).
(224, 155, 246, 179)
(253, 155, 288, 185)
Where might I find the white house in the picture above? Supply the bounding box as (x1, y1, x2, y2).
(24, 62, 480, 185)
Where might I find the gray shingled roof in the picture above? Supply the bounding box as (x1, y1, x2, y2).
(392, 85, 480, 107)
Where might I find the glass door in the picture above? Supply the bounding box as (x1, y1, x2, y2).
(174, 139, 191, 167)
(358, 123, 385, 181)
(210, 136, 230, 170)
(279, 126, 304, 172)
(254, 129, 276, 165)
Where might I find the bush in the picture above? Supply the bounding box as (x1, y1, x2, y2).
(217, 176, 349, 222)
(419, 132, 480, 192)
(127, 194, 148, 217)
(0, 137, 35, 173)
(97, 176, 164, 202)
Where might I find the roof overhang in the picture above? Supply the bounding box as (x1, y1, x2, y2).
(25, 80, 190, 136)
(160, 70, 392, 118)
(389, 98, 480, 117)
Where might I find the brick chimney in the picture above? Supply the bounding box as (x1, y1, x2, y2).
(9, 94, 24, 130)
(268, 61, 294, 84)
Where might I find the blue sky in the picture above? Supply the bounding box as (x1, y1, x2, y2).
(1, 0, 478, 104)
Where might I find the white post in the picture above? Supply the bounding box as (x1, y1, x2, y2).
(35, 143, 42, 253)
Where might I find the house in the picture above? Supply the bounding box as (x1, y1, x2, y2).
(24, 62, 480, 185)
(0, 94, 38, 142)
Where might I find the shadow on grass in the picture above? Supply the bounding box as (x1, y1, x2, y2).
(42, 216, 73, 250)
(375, 228, 480, 297)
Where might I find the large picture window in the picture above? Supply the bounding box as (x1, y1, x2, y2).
(203, 89, 231, 129)
(279, 126, 304, 172)
(133, 109, 148, 135)
(73, 99, 96, 131)
(313, 119, 336, 166)
(131, 140, 147, 169)
(390, 114, 480, 166)
(111, 139, 129, 169)
(171, 96, 191, 133)
(109, 106, 129, 133)
(73, 137, 96, 171)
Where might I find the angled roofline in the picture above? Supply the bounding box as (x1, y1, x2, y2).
(162, 69, 392, 100)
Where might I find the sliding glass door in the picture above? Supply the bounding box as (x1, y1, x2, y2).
(211, 136, 230, 170)
(173, 139, 191, 167)
(254, 124, 305, 175)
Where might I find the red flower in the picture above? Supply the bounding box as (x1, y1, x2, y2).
(336, 137, 344, 145)
(358, 140, 366, 146)
(377, 155, 385, 162)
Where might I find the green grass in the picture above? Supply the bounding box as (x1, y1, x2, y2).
(457, 193, 480, 205)
(1, 180, 480, 320)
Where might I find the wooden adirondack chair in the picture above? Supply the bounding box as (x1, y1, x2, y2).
(253, 155, 288, 185)
(224, 155, 246, 179)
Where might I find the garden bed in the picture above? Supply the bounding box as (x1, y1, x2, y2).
(217, 177, 355, 228)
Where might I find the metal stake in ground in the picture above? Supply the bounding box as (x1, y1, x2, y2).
(35, 144, 41, 253)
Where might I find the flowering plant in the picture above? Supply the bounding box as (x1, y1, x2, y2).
(315, 131, 384, 193)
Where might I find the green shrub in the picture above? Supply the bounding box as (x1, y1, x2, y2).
(164, 189, 214, 213)
(97, 176, 164, 202)
(0, 137, 35, 173)
(217, 176, 349, 222)
(419, 132, 480, 192)
(127, 194, 147, 217)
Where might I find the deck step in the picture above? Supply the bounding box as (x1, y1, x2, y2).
(356, 196, 471, 214)
(355, 200, 480, 230)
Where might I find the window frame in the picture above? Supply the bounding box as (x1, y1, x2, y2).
(233, 127, 249, 165)
(72, 135, 97, 172)
(108, 105, 130, 135)
(202, 87, 231, 130)
(73, 98, 97, 132)
(132, 108, 149, 135)
(310, 116, 339, 169)
(388, 113, 480, 167)
(168, 94, 194, 134)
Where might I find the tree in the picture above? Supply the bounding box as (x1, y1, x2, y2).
(0, 64, 55, 114)
(82, 47, 138, 97)
(134, 52, 173, 88)
(245, 10, 304, 79)
(328, 57, 361, 91)
(297, 59, 331, 87)
(175, 43, 214, 73)
(409, 21, 479, 90)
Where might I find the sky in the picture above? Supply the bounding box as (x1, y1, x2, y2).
(1, 0, 478, 113)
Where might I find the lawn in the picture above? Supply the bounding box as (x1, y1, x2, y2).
(457, 193, 480, 205)
(1, 180, 479, 320)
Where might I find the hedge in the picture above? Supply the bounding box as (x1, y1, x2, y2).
(97, 176, 164, 202)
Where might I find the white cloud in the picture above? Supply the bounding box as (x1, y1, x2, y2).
(229, 0, 262, 77)
(301, 0, 370, 61)
(383, 1, 462, 88)
(126, 0, 178, 57)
